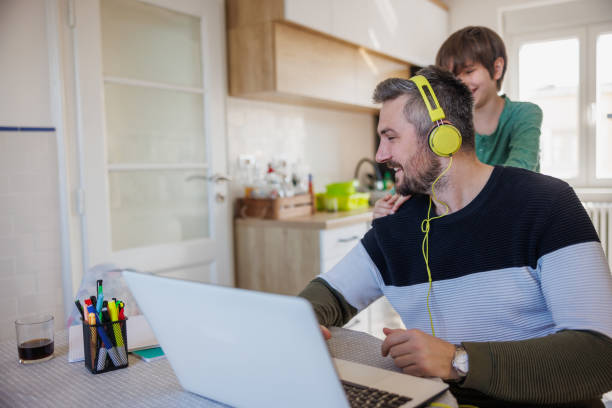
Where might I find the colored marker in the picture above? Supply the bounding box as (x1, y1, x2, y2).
(74, 299, 85, 320)
(108, 301, 127, 364)
(87, 312, 97, 370)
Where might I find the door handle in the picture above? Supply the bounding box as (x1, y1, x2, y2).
(209, 173, 232, 183)
(185, 173, 232, 183)
(338, 236, 359, 243)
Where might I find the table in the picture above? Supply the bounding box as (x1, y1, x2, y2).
(0, 327, 458, 407)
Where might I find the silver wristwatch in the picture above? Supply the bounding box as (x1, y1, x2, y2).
(451, 345, 469, 379)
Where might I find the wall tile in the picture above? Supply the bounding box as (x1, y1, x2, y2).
(14, 234, 36, 257)
(13, 214, 58, 234)
(0, 175, 8, 194)
(0, 320, 15, 343)
(0, 278, 18, 298)
(0, 297, 18, 322)
(17, 293, 55, 317)
(9, 173, 53, 194)
(15, 274, 37, 297)
(0, 237, 17, 258)
(35, 231, 61, 251)
(0, 216, 12, 237)
(16, 250, 61, 276)
(0, 257, 16, 278)
(0, 195, 22, 216)
(37, 269, 62, 295)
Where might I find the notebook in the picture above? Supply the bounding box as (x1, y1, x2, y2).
(122, 271, 448, 408)
(132, 347, 165, 362)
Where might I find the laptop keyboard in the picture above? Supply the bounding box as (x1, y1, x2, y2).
(341, 380, 412, 408)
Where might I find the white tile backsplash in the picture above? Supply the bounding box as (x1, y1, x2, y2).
(9, 172, 54, 194)
(15, 274, 37, 297)
(0, 257, 16, 278)
(227, 97, 376, 194)
(0, 131, 63, 341)
(0, 237, 17, 258)
(0, 216, 12, 237)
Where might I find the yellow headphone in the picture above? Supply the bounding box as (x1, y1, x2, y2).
(409, 75, 462, 157)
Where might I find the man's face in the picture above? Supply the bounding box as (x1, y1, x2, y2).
(375, 95, 442, 196)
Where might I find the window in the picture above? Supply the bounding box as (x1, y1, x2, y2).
(596, 32, 612, 179)
(518, 38, 580, 179)
(508, 17, 612, 188)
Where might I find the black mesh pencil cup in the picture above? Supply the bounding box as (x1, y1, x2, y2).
(82, 318, 128, 374)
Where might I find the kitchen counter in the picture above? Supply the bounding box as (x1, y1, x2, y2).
(235, 208, 373, 230)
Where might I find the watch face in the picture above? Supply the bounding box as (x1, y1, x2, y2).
(453, 348, 469, 375)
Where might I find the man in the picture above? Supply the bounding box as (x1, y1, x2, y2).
(299, 66, 612, 407)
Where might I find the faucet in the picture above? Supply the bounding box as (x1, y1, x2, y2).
(354, 158, 383, 191)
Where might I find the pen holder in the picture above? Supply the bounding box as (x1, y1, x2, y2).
(82, 318, 128, 374)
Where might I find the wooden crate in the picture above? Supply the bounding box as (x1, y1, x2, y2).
(237, 194, 313, 219)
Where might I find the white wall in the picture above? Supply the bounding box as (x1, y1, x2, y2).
(0, 0, 52, 125)
(226, 98, 376, 195)
(0, 0, 65, 341)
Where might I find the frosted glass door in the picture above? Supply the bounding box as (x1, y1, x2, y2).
(73, 0, 231, 284)
(101, 0, 209, 251)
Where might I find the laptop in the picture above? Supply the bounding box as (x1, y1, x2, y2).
(122, 271, 449, 408)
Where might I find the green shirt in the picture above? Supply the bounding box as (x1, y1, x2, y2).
(475, 96, 542, 172)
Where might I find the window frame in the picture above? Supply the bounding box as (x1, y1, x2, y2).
(507, 26, 591, 187)
(588, 22, 612, 185)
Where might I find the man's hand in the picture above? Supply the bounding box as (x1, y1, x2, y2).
(372, 194, 411, 219)
(320, 325, 331, 340)
(381, 328, 458, 380)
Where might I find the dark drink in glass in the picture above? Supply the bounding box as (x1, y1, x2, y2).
(15, 315, 55, 364)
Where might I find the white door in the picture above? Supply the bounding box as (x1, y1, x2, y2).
(71, 0, 232, 285)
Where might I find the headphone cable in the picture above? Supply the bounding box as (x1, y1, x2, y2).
(421, 156, 453, 337)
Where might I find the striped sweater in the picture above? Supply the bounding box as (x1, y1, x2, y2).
(301, 166, 612, 407)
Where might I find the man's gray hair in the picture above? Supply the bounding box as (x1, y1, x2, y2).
(372, 66, 475, 151)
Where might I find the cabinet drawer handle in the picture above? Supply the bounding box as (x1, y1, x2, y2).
(338, 235, 359, 243)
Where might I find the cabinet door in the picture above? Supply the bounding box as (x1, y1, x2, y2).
(331, 0, 449, 65)
(320, 223, 369, 273)
(284, 0, 333, 34)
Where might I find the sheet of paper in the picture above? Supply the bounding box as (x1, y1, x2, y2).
(68, 314, 158, 363)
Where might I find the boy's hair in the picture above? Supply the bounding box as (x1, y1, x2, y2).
(436, 26, 507, 91)
(372, 66, 475, 151)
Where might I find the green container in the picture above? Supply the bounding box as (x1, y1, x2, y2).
(321, 192, 370, 211)
(325, 181, 356, 196)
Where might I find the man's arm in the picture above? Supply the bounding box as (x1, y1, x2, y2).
(461, 329, 612, 404)
(298, 278, 357, 327)
(460, 187, 612, 404)
(299, 241, 384, 327)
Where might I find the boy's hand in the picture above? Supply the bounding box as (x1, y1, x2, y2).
(373, 194, 411, 219)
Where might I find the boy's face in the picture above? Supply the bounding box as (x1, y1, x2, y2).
(454, 60, 503, 109)
(375, 95, 442, 196)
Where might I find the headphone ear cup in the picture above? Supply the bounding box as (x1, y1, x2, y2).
(429, 124, 462, 157)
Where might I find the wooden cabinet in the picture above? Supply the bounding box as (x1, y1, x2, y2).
(235, 218, 369, 295)
(234, 213, 404, 335)
(227, 0, 412, 111)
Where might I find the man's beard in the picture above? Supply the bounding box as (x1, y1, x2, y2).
(392, 148, 443, 196)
